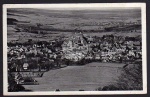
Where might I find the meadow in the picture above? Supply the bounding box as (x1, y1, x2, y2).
(23, 62, 124, 91)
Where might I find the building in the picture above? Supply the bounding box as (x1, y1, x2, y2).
(62, 33, 89, 61)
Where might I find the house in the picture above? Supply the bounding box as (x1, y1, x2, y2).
(95, 54, 101, 60)
(23, 63, 29, 70)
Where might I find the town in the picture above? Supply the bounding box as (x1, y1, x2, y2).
(8, 33, 142, 72)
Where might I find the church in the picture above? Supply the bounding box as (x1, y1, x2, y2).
(62, 32, 89, 61)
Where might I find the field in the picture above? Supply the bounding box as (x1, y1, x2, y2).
(23, 62, 125, 91)
(7, 8, 141, 42)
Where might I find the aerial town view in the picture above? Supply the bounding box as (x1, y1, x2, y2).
(6, 7, 143, 92)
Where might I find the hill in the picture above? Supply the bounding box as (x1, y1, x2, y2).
(7, 8, 141, 42)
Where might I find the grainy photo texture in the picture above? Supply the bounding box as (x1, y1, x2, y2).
(3, 3, 147, 95)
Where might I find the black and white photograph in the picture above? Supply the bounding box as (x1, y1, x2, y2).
(3, 3, 147, 95)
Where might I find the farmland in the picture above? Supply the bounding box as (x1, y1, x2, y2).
(7, 8, 141, 42)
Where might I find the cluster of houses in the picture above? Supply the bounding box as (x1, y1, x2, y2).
(7, 33, 142, 71)
(85, 35, 142, 63)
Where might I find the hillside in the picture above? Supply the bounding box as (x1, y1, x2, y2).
(7, 8, 141, 42)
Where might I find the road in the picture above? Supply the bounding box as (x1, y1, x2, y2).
(23, 62, 125, 91)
